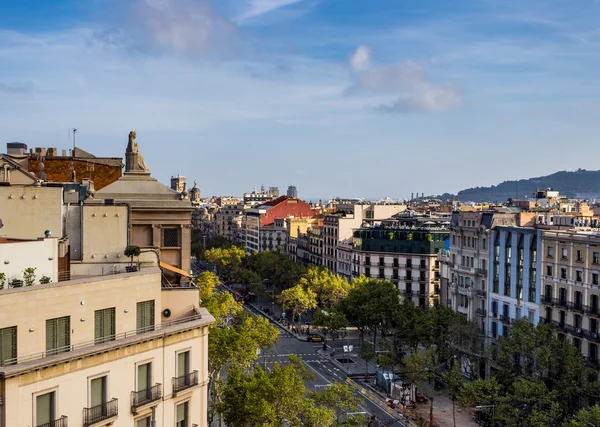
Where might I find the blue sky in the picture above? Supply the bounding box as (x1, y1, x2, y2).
(1, 0, 600, 199)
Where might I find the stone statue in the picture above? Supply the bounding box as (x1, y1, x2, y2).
(125, 131, 150, 173)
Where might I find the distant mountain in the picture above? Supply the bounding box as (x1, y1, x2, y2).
(436, 169, 600, 202)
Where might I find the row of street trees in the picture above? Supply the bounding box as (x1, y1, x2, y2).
(197, 268, 366, 426)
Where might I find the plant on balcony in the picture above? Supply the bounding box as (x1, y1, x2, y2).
(388, 232, 394, 240)
(40, 275, 52, 284)
(23, 267, 36, 286)
(124, 245, 141, 266)
(426, 233, 433, 242)
(407, 233, 413, 241)
(0, 272, 5, 290)
(11, 278, 23, 288)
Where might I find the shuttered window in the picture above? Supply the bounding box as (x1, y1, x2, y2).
(46, 316, 70, 356)
(0, 326, 17, 366)
(175, 401, 189, 427)
(136, 300, 155, 332)
(36, 391, 55, 427)
(94, 308, 116, 344)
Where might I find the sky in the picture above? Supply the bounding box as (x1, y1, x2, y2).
(1, 0, 600, 200)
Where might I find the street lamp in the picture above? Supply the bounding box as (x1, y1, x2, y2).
(475, 404, 495, 427)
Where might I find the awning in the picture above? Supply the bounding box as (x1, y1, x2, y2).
(160, 261, 192, 279)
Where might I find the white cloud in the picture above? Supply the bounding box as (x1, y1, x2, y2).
(348, 45, 461, 113)
(235, 0, 306, 23)
(99, 0, 237, 56)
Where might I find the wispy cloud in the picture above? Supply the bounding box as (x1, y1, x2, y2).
(97, 0, 237, 56)
(235, 0, 306, 23)
(0, 81, 33, 95)
(347, 45, 461, 113)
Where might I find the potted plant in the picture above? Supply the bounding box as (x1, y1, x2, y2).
(11, 278, 23, 288)
(124, 245, 141, 266)
(40, 276, 51, 284)
(0, 272, 5, 290)
(23, 267, 37, 286)
(426, 234, 433, 242)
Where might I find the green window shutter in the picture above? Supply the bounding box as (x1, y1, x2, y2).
(57, 316, 70, 350)
(136, 300, 155, 331)
(147, 300, 155, 330)
(94, 310, 103, 343)
(46, 319, 56, 354)
(106, 308, 115, 339)
(136, 302, 143, 330)
(0, 326, 16, 365)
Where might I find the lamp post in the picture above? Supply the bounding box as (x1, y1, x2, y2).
(475, 404, 495, 427)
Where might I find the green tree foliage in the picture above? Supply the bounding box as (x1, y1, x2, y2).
(402, 348, 438, 426)
(280, 284, 317, 325)
(457, 377, 500, 408)
(299, 265, 352, 308)
(564, 405, 600, 427)
(495, 378, 562, 427)
(219, 356, 335, 427)
(338, 277, 399, 348)
(124, 245, 141, 266)
(242, 250, 304, 288)
(204, 246, 245, 277)
(311, 382, 365, 426)
(359, 341, 375, 378)
(199, 271, 279, 425)
(442, 360, 464, 427)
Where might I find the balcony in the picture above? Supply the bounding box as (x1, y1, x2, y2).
(572, 303, 585, 313)
(475, 289, 487, 297)
(83, 398, 118, 427)
(541, 295, 553, 305)
(500, 314, 511, 324)
(475, 268, 488, 276)
(583, 329, 600, 343)
(418, 277, 427, 283)
(172, 371, 198, 395)
(38, 416, 68, 427)
(403, 290, 414, 297)
(131, 383, 162, 414)
(403, 276, 413, 281)
(405, 264, 412, 269)
(476, 308, 486, 317)
(554, 298, 568, 309)
(565, 324, 584, 337)
(539, 317, 551, 324)
(585, 305, 600, 317)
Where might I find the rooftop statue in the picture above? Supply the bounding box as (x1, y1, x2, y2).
(126, 131, 149, 173)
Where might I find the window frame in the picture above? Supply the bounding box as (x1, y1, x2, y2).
(175, 400, 190, 427)
(0, 325, 17, 366)
(33, 388, 58, 427)
(88, 372, 109, 408)
(46, 315, 70, 356)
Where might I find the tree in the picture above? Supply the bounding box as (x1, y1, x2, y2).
(311, 382, 363, 426)
(402, 348, 438, 426)
(565, 405, 600, 427)
(299, 265, 351, 308)
(359, 341, 375, 379)
(219, 355, 334, 427)
(457, 377, 500, 408)
(23, 267, 36, 286)
(204, 246, 245, 277)
(495, 378, 561, 427)
(442, 359, 464, 427)
(124, 245, 141, 266)
(280, 284, 317, 326)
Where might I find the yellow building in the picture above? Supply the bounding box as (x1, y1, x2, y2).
(0, 250, 213, 427)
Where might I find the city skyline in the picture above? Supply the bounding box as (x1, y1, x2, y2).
(1, 0, 600, 198)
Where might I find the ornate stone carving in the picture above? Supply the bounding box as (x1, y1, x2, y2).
(125, 131, 150, 173)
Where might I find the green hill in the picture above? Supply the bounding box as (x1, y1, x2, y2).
(443, 169, 600, 202)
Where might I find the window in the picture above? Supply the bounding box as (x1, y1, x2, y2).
(177, 350, 190, 379)
(379, 268, 385, 279)
(528, 310, 535, 325)
(547, 246, 554, 258)
(594, 273, 599, 286)
(0, 326, 17, 366)
(162, 228, 179, 248)
(492, 301, 498, 316)
(491, 321, 497, 338)
(365, 267, 370, 278)
(546, 265, 553, 276)
(379, 257, 384, 266)
(577, 250, 583, 262)
(561, 248, 568, 259)
(365, 256, 370, 266)
(46, 316, 70, 356)
(452, 235, 456, 245)
(137, 362, 152, 392)
(560, 268, 567, 279)
(176, 401, 189, 427)
(594, 252, 600, 265)
(35, 391, 55, 427)
(576, 271, 583, 282)
(95, 308, 116, 344)
(90, 375, 107, 408)
(136, 300, 155, 332)
(483, 238, 487, 250)
(136, 417, 151, 427)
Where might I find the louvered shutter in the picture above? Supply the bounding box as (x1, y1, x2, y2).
(136, 302, 143, 330)
(95, 310, 103, 343)
(1, 326, 16, 365)
(46, 319, 56, 354)
(146, 300, 155, 330)
(57, 316, 70, 350)
(106, 308, 115, 340)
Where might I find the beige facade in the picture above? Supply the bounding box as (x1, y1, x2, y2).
(0, 186, 63, 240)
(0, 266, 213, 427)
(0, 238, 59, 285)
(540, 231, 600, 365)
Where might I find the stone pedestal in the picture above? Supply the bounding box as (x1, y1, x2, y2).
(125, 152, 151, 175)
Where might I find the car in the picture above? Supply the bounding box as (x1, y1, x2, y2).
(306, 334, 326, 342)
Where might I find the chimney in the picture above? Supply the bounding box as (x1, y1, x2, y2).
(6, 142, 27, 155)
(61, 149, 67, 156)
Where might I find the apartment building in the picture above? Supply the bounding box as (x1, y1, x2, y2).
(214, 203, 244, 241)
(0, 240, 213, 427)
(447, 212, 517, 327)
(307, 225, 324, 266)
(488, 226, 541, 342)
(540, 231, 600, 366)
(352, 215, 449, 307)
(336, 238, 353, 280)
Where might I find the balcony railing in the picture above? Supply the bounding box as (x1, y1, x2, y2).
(564, 324, 585, 337)
(83, 398, 118, 426)
(403, 290, 413, 297)
(403, 276, 413, 281)
(38, 416, 68, 427)
(539, 317, 551, 324)
(476, 308, 487, 317)
(172, 371, 198, 395)
(500, 314, 511, 324)
(583, 329, 600, 343)
(585, 305, 600, 317)
(475, 289, 487, 297)
(475, 268, 488, 276)
(131, 383, 162, 412)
